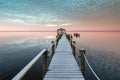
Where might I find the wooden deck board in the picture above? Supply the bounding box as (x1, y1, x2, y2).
(44, 34, 84, 80)
(44, 78, 84, 80)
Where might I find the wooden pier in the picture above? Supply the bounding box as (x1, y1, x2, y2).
(12, 28, 100, 80)
(44, 34, 84, 80)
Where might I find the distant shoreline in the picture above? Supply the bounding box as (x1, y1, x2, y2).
(0, 30, 120, 32)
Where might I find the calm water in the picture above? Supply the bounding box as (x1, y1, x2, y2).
(73, 32, 120, 80)
(0, 32, 120, 80)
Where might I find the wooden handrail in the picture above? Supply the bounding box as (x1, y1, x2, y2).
(47, 43, 55, 60)
(12, 35, 62, 80)
(83, 53, 100, 80)
(47, 35, 60, 57)
(12, 49, 48, 80)
(72, 42, 100, 80)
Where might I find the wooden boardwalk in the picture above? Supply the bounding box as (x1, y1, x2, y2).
(44, 34, 84, 80)
(12, 29, 100, 80)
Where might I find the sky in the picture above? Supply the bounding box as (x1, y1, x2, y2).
(0, 0, 120, 31)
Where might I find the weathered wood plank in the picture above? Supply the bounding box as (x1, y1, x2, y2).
(44, 78, 84, 80)
(46, 70, 82, 73)
(45, 73, 83, 78)
(44, 34, 84, 80)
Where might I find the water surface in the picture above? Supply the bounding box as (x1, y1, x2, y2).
(0, 32, 120, 80)
(0, 32, 56, 80)
(73, 32, 120, 80)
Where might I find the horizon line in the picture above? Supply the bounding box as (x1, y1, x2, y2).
(0, 30, 120, 32)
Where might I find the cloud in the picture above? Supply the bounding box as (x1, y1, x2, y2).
(0, 0, 120, 28)
(44, 24, 57, 27)
(44, 23, 72, 27)
(61, 23, 72, 26)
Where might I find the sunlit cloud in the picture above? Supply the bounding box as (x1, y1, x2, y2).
(45, 36, 55, 39)
(0, 0, 120, 30)
(44, 23, 72, 27)
(61, 23, 72, 26)
(44, 24, 58, 27)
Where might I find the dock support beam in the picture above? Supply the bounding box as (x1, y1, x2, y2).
(72, 41, 76, 57)
(42, 51, 48, 77)
(80, 48, 86, 76)
(51, 41, 55, 57)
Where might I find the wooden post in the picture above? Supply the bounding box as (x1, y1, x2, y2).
(80, 48, 85, 76)
(72, 41, 76, 57)
(70, 35, 73, 47)
(56, 35, 59, 47)
(51, 44, 55, 57)
(51, 41, 54, 44)
(42, 51, 48, 77)
(70, 39, 72, 47)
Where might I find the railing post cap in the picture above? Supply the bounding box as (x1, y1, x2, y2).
(80, 48, 86, 51)
(73, 41, 76, 44)
(43, 49, 47, 51)
(51, 41, 54, 44)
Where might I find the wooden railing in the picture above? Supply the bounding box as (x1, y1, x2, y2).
(66, 34, 100, 80)
(12, 49, 48, 80)
(12, 34, 62, 80)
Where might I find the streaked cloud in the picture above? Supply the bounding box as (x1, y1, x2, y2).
(0, 0, 120, 29)
(44, 24, 57, 27)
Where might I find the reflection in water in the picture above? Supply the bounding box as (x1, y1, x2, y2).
(73, 33, 80, 38)
(0, 32, 120, 80)
(74, 32, 120, 80)
(84, 49, 120, 80)
(0, 32, 56, 80)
